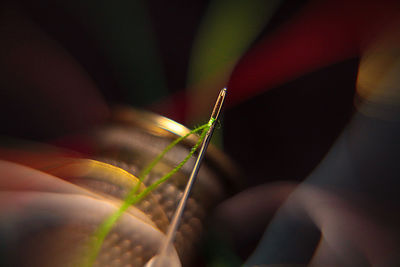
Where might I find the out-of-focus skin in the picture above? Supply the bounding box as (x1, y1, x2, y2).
(0, 160, 92, 194)
(0, 139, 83, 169)
(247, 184, 400, 266)
(0, 4, 112, 264)
(0, 191, 180, 267)
(212, 182, 296, 250)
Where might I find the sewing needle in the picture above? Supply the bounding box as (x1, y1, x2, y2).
(145, 88, 227, 267)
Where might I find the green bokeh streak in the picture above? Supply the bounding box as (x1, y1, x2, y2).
(188, 0, 282, 86)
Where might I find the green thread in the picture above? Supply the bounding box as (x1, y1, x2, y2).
(208, 117, 216, 127)
(82, 119, 214, 266)
(132, 125, 208, 202)
(130, 123, 209, 197)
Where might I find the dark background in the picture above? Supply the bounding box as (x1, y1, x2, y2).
(0, 0, 357, 187)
